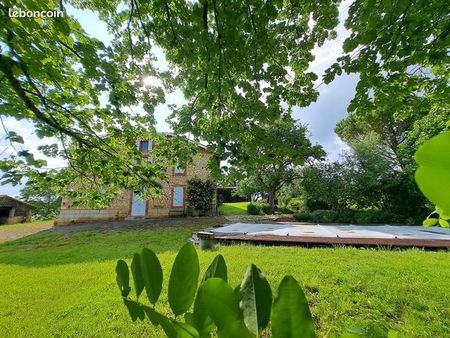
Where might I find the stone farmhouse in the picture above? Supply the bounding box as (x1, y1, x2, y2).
(56, 138, 216, 225)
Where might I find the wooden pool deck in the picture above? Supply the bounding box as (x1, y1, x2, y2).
(199, 223, 450, 249)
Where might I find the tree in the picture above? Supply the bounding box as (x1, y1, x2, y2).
(300, 133, 429, 221)
(19, 176, 61, 220)
(2, 0, 447, 211)
(230, 118, 325, 213)
(0, 0, 343, 204)
(73, 0, 342, 171)
(301, 161, 353, 211)
(324, 0, 449, 170)
(0, 0, 173, 206)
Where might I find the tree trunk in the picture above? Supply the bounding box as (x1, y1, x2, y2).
(268, 190, 276, 214)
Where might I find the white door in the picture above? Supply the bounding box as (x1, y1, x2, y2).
(131, 193, 146, 216)
(172, 187, 184, 208)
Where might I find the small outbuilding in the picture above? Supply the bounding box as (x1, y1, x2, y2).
(0, 195, 33, 225)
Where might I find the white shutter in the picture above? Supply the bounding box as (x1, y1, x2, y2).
(131, 192, 146, 216)
(172, 187, 184, 207)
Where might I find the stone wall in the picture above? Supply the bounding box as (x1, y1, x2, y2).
(56, 190, 131, 225)
(147, 150, 215, 218)
(56, 149, 216, 224)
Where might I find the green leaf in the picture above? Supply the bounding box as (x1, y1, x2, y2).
(202, 278, 239, 330)
(168, 243, 200, 316)
(6, 131, 24, 144)
(131, 253, 144, 298)
(143, 305, 199, 338)
(438, 219, 449, 228)
(143, 306, 177, 337)
(192, 286, 214, 336)
(173, 322, 200, 338)
(239, 264, 272, 335)
(218, 320, 255, 338)
(141, 248, 163, 305)
(422, 218, 438, 227)
(234, 285, 244, 320)
(203, 254, 228, 282)
(271, 276, 315, 338)
(115, 259, 131, 297)
(123, 298, 145, 321)
(415, 131, 450, 216)
(142, 305, 162, 326)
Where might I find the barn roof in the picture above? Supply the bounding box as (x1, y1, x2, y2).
(0, 195, 35, 208)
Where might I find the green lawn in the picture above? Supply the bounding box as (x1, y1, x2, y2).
(0, 220, 449, 337)
(218, 202, 249, 215)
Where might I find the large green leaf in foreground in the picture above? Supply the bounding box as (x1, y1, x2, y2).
(271, 276, 315, 338)
(415, 131, 450, 216)
(168, 243, 199, 316)
(240, 264, 272, 335)
(141, 248, 163, 304)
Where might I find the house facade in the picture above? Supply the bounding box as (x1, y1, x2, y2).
(55, 139, 216, 225)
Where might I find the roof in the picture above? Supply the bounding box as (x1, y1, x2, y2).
(0, 195, 35, 208)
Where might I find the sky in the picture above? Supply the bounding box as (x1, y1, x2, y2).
(0, 1, 357, 197)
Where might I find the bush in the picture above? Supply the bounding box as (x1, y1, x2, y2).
(287, 197, 304, 211)
(184, 206, 193, 217)
(354, 210, 379, 224)
(187, 179, 216, 215)
(293, 212, 313, 222)
(278, 206, 294, 214)
(326, 208, 422, 225)
(335, 209, 356, 223)
(310, 209, 338, 223)
(260, 202, 272, 214)
(247, 202, 262, 215)
(306, 199, 331, 212)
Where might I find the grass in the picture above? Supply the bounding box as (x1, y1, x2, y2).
(0, 220, 449, 337)
(218, 202, 249, 215)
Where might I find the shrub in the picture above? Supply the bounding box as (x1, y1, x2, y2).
(187, 179, 216, 215)
(353, 209, 408, 224)
(247, 202, 262, 215)
(185, 206, 193, 217)
(310, 209, 338, 223)
(353, 210, 379, 224)
(115, 243, 316, 337)
(260, 202, 272, 214)
(293, 212, 313, 222)
(335, 209, 356, 223)
(306, 199, 331, 212)
(278, 206, 294, 214)
(287, 197, 304, 211)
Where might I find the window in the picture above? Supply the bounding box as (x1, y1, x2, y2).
(172, 186, 184, 207)
(140, 141, 149, 152)
(174, 164, 186, 175)
(139, 140, 153, 153)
